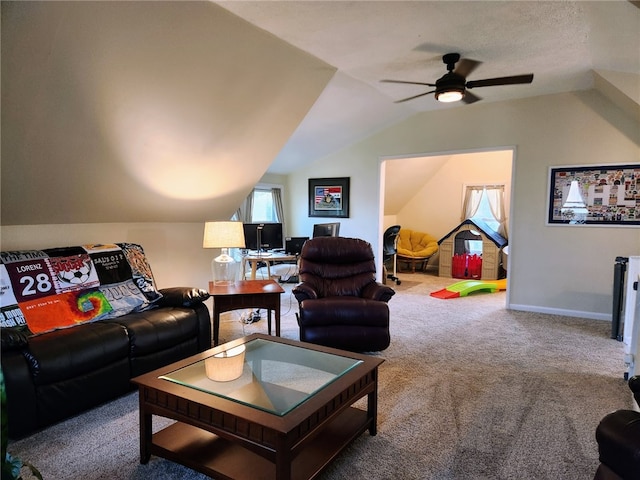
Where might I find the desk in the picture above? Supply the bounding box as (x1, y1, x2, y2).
(242, 252, 298, 280)
(208, 280, 285, 346)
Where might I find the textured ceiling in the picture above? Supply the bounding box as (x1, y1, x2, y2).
(216, 1, 640, 174)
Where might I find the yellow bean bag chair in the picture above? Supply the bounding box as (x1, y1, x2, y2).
(396, 229, 439, 272)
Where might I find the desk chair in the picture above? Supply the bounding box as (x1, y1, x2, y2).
(383, 225, 401, 285)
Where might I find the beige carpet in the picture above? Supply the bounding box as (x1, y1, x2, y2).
(8, 272, 633, 479)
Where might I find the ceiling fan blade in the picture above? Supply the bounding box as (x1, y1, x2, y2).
(466, 74, 534, 89)
(394, 90, 436, 103)
(454, 58, 482, 78)
(381, 79, 436, 87)
(462, 90, 482, 104)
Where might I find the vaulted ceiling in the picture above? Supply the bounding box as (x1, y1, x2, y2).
(2, 1, 334, 224)
(217, 0, 640, 174)
(2, 1, 638, 226)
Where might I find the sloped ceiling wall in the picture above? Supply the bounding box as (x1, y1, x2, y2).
(384, 155, 449, 216)
(1, 1, 335, 225)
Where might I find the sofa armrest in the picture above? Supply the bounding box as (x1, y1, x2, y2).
(1, 350, 38, 438)
(157, 287, 210, 308)
(596, 409, 640, 480)
(293, 282, 318, 303)
(362, 282, 396, 302)
(1, 326, 31, 352)
(629, 375, 640, 406)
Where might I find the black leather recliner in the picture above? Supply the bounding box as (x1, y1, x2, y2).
(293, 236, 395, 352)
(594, 375, 640, 480)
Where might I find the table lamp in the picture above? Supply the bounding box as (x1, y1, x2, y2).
(203, 221, 246, 285)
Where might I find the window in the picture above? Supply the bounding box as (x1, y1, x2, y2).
(251, 188, 278, 222)
(234, 184, 285, 229)
(462, 184, 507, 237)
(471, 190, 500, 232)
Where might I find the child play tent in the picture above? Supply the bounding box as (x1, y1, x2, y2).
(437, 219, 507, 280)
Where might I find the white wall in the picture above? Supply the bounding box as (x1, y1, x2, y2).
(382, 215, 399, 230)
(285, 163, 381, 242)
(287, 90, 640, 319)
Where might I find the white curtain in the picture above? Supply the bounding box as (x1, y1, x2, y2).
(462, 185, 508, 238)
(272, 187, 285, 231)
(462, 186, 484, 220)
(234, 192, 253, 222)
(485, 187, 507, 237)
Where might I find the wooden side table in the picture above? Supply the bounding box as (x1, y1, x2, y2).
(208, 280, 285, 345)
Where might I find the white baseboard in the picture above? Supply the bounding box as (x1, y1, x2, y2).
(507, 303, 611, 322)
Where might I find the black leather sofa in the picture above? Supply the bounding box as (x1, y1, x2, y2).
(594, 375, 640, 480)
(0, 244, 211, 439)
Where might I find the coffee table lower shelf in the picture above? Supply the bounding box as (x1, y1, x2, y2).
(150, 407, 369, 480)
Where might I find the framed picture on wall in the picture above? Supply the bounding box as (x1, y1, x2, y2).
(308, 177, 350, 218)
(547, 163, 640, 226)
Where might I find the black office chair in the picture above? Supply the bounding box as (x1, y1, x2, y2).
(383, 225, 401, 285)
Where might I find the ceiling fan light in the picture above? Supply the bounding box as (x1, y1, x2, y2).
(436, 89, 464, 103)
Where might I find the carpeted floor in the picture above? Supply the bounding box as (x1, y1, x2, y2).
(8, 272, 633, 479)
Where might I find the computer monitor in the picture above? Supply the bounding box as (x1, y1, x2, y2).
(312, 222, 340, 238)
(242, 223, 284, 251)
(285, 237, 309, 255)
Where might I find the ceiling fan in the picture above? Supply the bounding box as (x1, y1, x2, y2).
(381, 53, 534, 104)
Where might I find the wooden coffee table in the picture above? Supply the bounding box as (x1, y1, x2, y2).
(132, 334, 384, 480)
(209, 280, 285, 345)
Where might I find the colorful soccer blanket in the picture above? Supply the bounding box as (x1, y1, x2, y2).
(0, 243, 162, 335)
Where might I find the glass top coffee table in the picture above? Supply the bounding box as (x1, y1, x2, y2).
(132, 333, 384, 480)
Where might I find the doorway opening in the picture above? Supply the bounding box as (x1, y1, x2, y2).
(378, 147, 515, 302)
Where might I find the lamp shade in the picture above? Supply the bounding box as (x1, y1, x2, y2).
(205, 344, 246, 382)
(203, 221, 246, 249)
